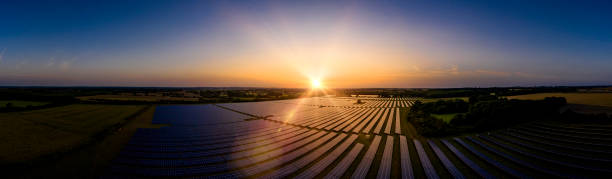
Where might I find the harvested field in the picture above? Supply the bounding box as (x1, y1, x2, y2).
(508, 92, 612, 108)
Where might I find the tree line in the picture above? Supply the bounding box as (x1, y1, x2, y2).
(406, 95, 568, 137)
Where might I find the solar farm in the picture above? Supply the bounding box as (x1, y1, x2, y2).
(106, 97, 612, 178)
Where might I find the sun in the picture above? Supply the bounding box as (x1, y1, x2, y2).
(311, 79, 322, 89)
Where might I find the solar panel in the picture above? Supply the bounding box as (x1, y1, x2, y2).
(352, 135, 382, 179)
(399, 136, 414, 179)
(413, 139, 440, 179)
(324, 143, 364, 178)
(377, 136, 394, 178)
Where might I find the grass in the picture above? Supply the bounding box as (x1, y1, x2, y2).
(419, 97, 469, 103)
(431, 113, 461, 123)
(400, 108, 419, 139)
(0, 100, 49, 108)
(0, 104, 146, 164)
(507, 92, 612, 108)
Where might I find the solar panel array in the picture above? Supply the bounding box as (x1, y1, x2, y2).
(276, 97, 418, 108)
(107, 97, 612, 178)
(267, 105, 406, 135)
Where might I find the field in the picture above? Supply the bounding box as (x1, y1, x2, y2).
(104, 96, 612, 178)
(0, 100, 49, 108)
(0, 104, 146, 164)
(507, 92, 612, 108)
(75, 89, 305, 103)
(431, 113, 460, 123)
(78, 94, 199, 102)
(23, 105, 161, 178)
(419, 97, 469, 103)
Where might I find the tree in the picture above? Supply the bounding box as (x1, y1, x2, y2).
(356, 99, 363, 104)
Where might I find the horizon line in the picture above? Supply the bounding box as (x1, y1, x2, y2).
(1, 85, 611, 89)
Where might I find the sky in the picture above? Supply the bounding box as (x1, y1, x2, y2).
(1, 0, 611, 88)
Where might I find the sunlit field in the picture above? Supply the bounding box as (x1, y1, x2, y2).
(508, 93, 612, 108)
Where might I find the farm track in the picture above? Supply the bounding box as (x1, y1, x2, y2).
(106, 97, 612, 178)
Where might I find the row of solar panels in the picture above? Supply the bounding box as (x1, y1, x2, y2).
(269, 107, 404, 135)
(110, 125, 449, 179)
(449, 122, 612, 178)
(150, 105, 252, 125)
(107, 97, 612, 178)
(359, 97, 422, 101)
(110, 121, 612, 178)
(278, 97, 418, 108)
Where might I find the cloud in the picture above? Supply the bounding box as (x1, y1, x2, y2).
(46, 57, 56, 68)
(59, 60, 72, 70)
(450, 65, 459, 75)
(44, 56, 77, 70)
(417, 65, 461, 77)
(512, 71, 556, 80)
(376, 64, 565, 87)
(62, 57, 78, 70)
(474, 70, 512, 77)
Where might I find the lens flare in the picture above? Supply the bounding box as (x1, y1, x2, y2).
(311, 79, 322, 89)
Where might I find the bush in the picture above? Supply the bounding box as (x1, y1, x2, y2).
(468, 94, 498, 104)
(410, 96, 568, 136)
(411, 99, 468, 114)
(415, 116, 448, 136)
(458, 97, 566, 131)
(406, 111, 449, 137)
(449, 113, 470, 125)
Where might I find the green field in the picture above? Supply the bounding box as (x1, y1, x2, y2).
(507, 92, 612, 108)
(419, 97, 469, 103)
(431, 113, 460, 123)
(0, 104, 146, 164)
(0, 100, 49, 108)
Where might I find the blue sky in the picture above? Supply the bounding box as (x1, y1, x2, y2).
(0, 0, 611, 87)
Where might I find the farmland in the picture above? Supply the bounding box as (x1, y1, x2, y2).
(0, 100, 49, 108)
(0, 104, 147, 164)
(419, 97, 469, 103)
(508, 92, 612, 108)
(431, 113, 459, 123)
(74, 88, 309, 104)
(104, 96, 612, 178)
(78, 94, 200, 103)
